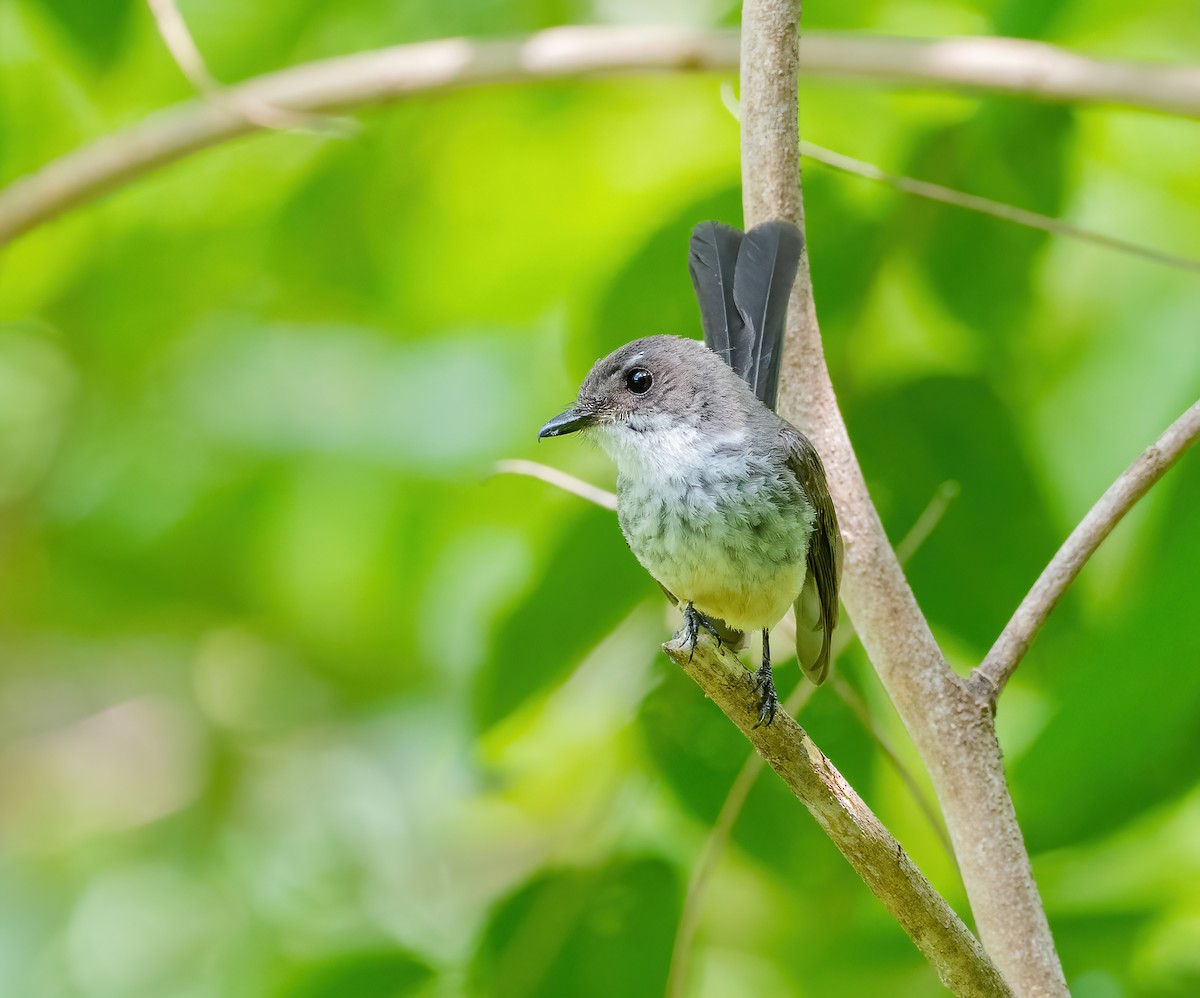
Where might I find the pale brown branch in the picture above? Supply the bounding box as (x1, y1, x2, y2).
(0, 27, 736, 246)
(972, 399, 1200, 703)
(6, 27, 1200, 245)
(748, 1, 1067, 992)
(146, 0, 221, 95)
(493, 459, 617, 510)
(800, 142, 1200, 276)
(664, 633, 1010, 997)
(804, 32, 1200, 117)
(665, 680, 818, 998)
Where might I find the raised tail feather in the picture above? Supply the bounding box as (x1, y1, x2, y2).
(688, 221, 744, 370)
(689, 219, 804, 412)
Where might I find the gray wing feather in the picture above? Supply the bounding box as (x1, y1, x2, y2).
(781, 424, 842, 684)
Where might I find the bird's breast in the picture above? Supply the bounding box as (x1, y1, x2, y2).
(616, 447, 815, 631)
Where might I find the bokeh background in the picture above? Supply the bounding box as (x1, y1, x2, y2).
(2, 0, 1200, 995)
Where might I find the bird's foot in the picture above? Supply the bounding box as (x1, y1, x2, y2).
(681, 602, 724, 662)
(751, 661, 778, 728)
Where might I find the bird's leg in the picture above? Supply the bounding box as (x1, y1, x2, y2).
(752, 629, 778, 728)
(681, 602, 724, 662)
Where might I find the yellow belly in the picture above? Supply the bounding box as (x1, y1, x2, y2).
(671, 560, 807, 632)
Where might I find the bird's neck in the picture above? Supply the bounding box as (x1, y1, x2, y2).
(597, 421, 745, 482)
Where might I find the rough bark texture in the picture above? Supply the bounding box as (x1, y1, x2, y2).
(740, 1, 1068, 994)
(663, 634, 1011, 998)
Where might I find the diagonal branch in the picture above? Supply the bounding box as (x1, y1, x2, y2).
(800, 142, 1200, 276)
(972, 399, 1200, 703)
(493, 459, 617, 510)
(828, 674, 956, 863)
(146, 0, 224, 97)
(664, 633, 1011, 997)
(6, 27, 1200, 245)
(665, 679, 818, 998)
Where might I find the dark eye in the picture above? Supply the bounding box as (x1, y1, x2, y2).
(626, 368, 653, 394)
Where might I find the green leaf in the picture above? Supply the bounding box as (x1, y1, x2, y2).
(583, 187, 743, 372)
(995, 0, 1071, 39)
(848, 376, 1061, 649)
(902, 102, 1074, 345)
(473, 505, 655, 729)
(1015, 454, 1200, 850)
(29, 0, 136, 70)
(273, 948, 434, 998)
(804, 169, 887, 341)
(473, 857, 680, 998)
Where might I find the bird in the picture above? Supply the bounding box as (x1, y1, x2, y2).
(538, 220, 842, 726)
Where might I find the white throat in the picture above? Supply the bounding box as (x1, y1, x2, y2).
(593, 416, 745, 480)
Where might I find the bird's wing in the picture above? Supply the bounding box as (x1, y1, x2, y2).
(781, 423, 842, 684)
(688, 221, 745, 370)
(731, 221, 804, 411)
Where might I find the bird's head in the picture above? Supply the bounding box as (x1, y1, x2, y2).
(538, 335, 750, 464)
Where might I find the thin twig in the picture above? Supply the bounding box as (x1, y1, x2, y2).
(800, 142, 1200, 276)
(6, 27, 1200, 245)
(797, 32, 1200, 117)
(146, 0, 221, 95)
(830, 674, 956, 862)
(144, 0, 340, 132)
(894, 480, 961, 565)
(493, 459, 617, 510)
(972, 398, 1200, 703)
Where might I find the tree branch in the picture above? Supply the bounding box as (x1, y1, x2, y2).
(664, 634, 1011, 997)
(802, 32, 1200, 116)
(493, 459, 617, 510)
(665, 680, 818, 998)
(145, 0, 329, 131)
(799, 142, 1200, 276)
(972, 399, 1200, 703)
(5, 26, 1200, 245)
(743, 1, 1067, 993)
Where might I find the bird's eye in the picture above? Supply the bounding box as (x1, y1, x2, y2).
(626, 368, 653, 394)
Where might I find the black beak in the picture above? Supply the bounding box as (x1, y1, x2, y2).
(538, 407, 596, 440)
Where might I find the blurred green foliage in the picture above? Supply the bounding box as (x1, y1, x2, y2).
(1, 0, 1199, 995)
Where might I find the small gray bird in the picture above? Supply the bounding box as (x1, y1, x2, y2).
(538, 220, 842, 725)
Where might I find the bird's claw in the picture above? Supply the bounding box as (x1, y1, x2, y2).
(681, 603, 723, 662)
(751, 662, 778, 728)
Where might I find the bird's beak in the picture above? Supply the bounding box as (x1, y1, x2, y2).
(538, 407, 596, 439)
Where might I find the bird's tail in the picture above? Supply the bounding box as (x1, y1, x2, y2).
(688, 220, 804, 412)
